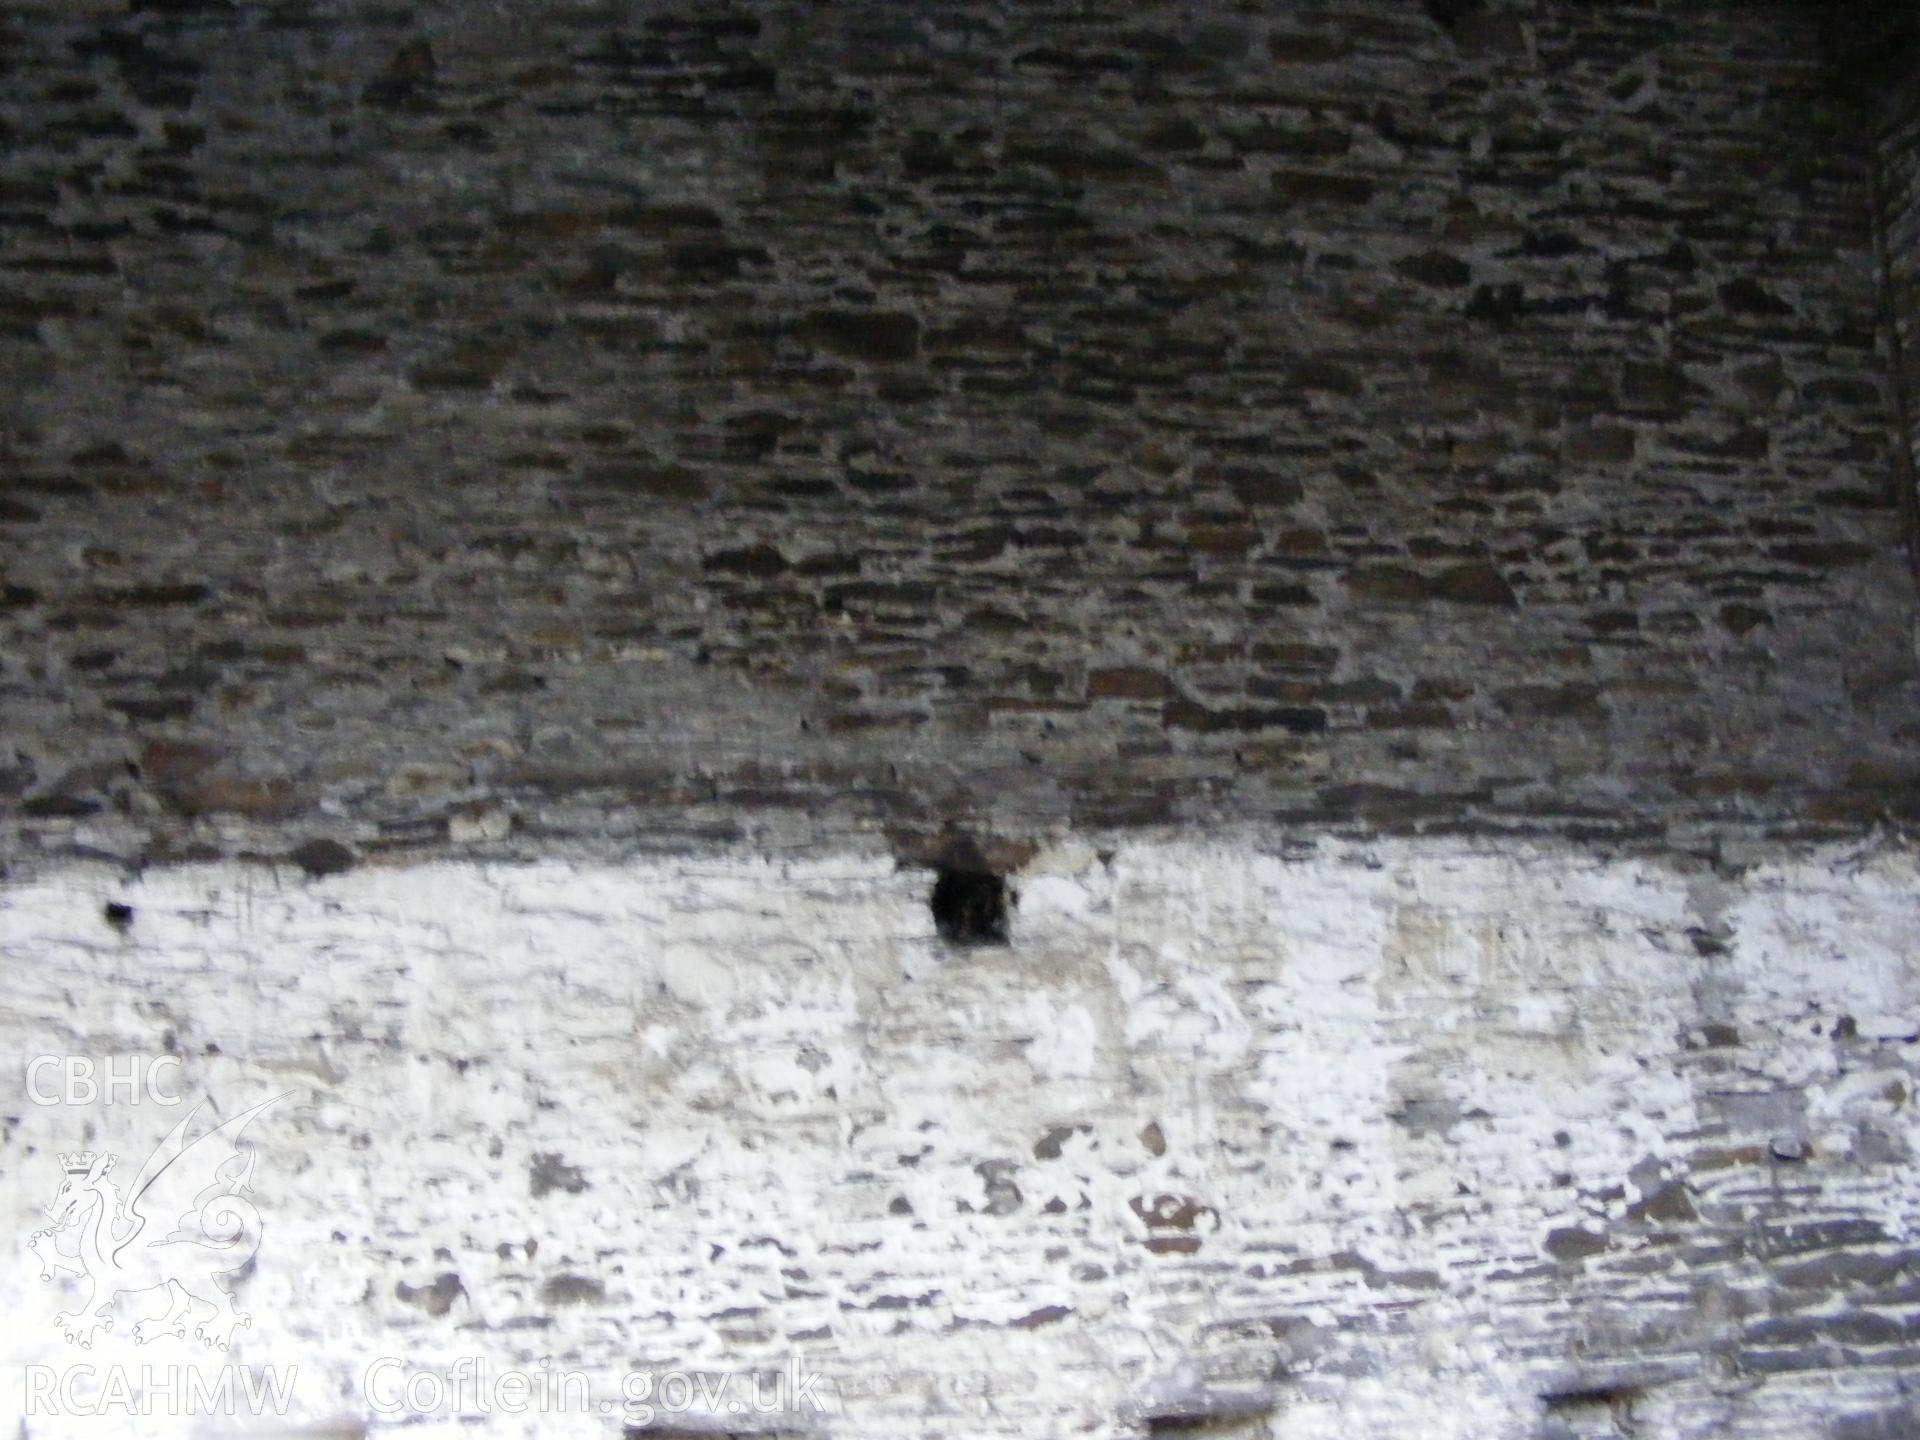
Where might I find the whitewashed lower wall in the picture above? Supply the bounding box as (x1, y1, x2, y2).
(3, 838, 1919, 1440)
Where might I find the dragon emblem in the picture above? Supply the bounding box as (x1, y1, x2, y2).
(27, 1094, 285, 1351)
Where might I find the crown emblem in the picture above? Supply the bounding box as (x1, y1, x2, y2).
(59, 1151, 110, 1176)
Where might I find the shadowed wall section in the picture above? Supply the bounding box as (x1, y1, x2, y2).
(1870, 14, 1920, 591)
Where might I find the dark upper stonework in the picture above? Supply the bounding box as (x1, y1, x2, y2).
(1866, 11, 1920, 601)
(2, 0, 1919, 867)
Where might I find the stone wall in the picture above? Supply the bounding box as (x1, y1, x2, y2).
(3, 838, 1919, 1439)
(3, 0, 1918, 872)
(7, 5, 1920, 1435)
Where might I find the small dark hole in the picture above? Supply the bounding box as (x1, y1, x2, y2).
(931, 849, 1009, 947)
(103, 901, 134, 931)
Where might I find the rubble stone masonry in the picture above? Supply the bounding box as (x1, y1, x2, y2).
(1, 0, 1918, 862)
(4, 3, 1920, 1437)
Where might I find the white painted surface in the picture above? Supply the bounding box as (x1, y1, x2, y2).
(2, 838, 1917, 1438)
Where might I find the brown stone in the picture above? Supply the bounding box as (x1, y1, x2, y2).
(1433, 562, 1518, 606)
(1272, 527, 1329, 556)
(1367, 703, 1452, 729)
(1220, 471, 1305, 508)
(1185, 524, 1260, 554)
(1163, 700, 1327, 734)
(1343, 565, 1429, 602)
(1088, 667, 1176, 701)
(167, 776, 300, 818)
(1253, 643, 1339, 672)
(1564, 424, 1637, 463)
(1251, 582, 1318, 606)
(140, 740, 223, 783)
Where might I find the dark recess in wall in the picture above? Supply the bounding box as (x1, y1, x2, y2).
(930, 838, 1011, 947)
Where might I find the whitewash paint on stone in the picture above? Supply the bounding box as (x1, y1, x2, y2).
(3, 838, 1918, 1439)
